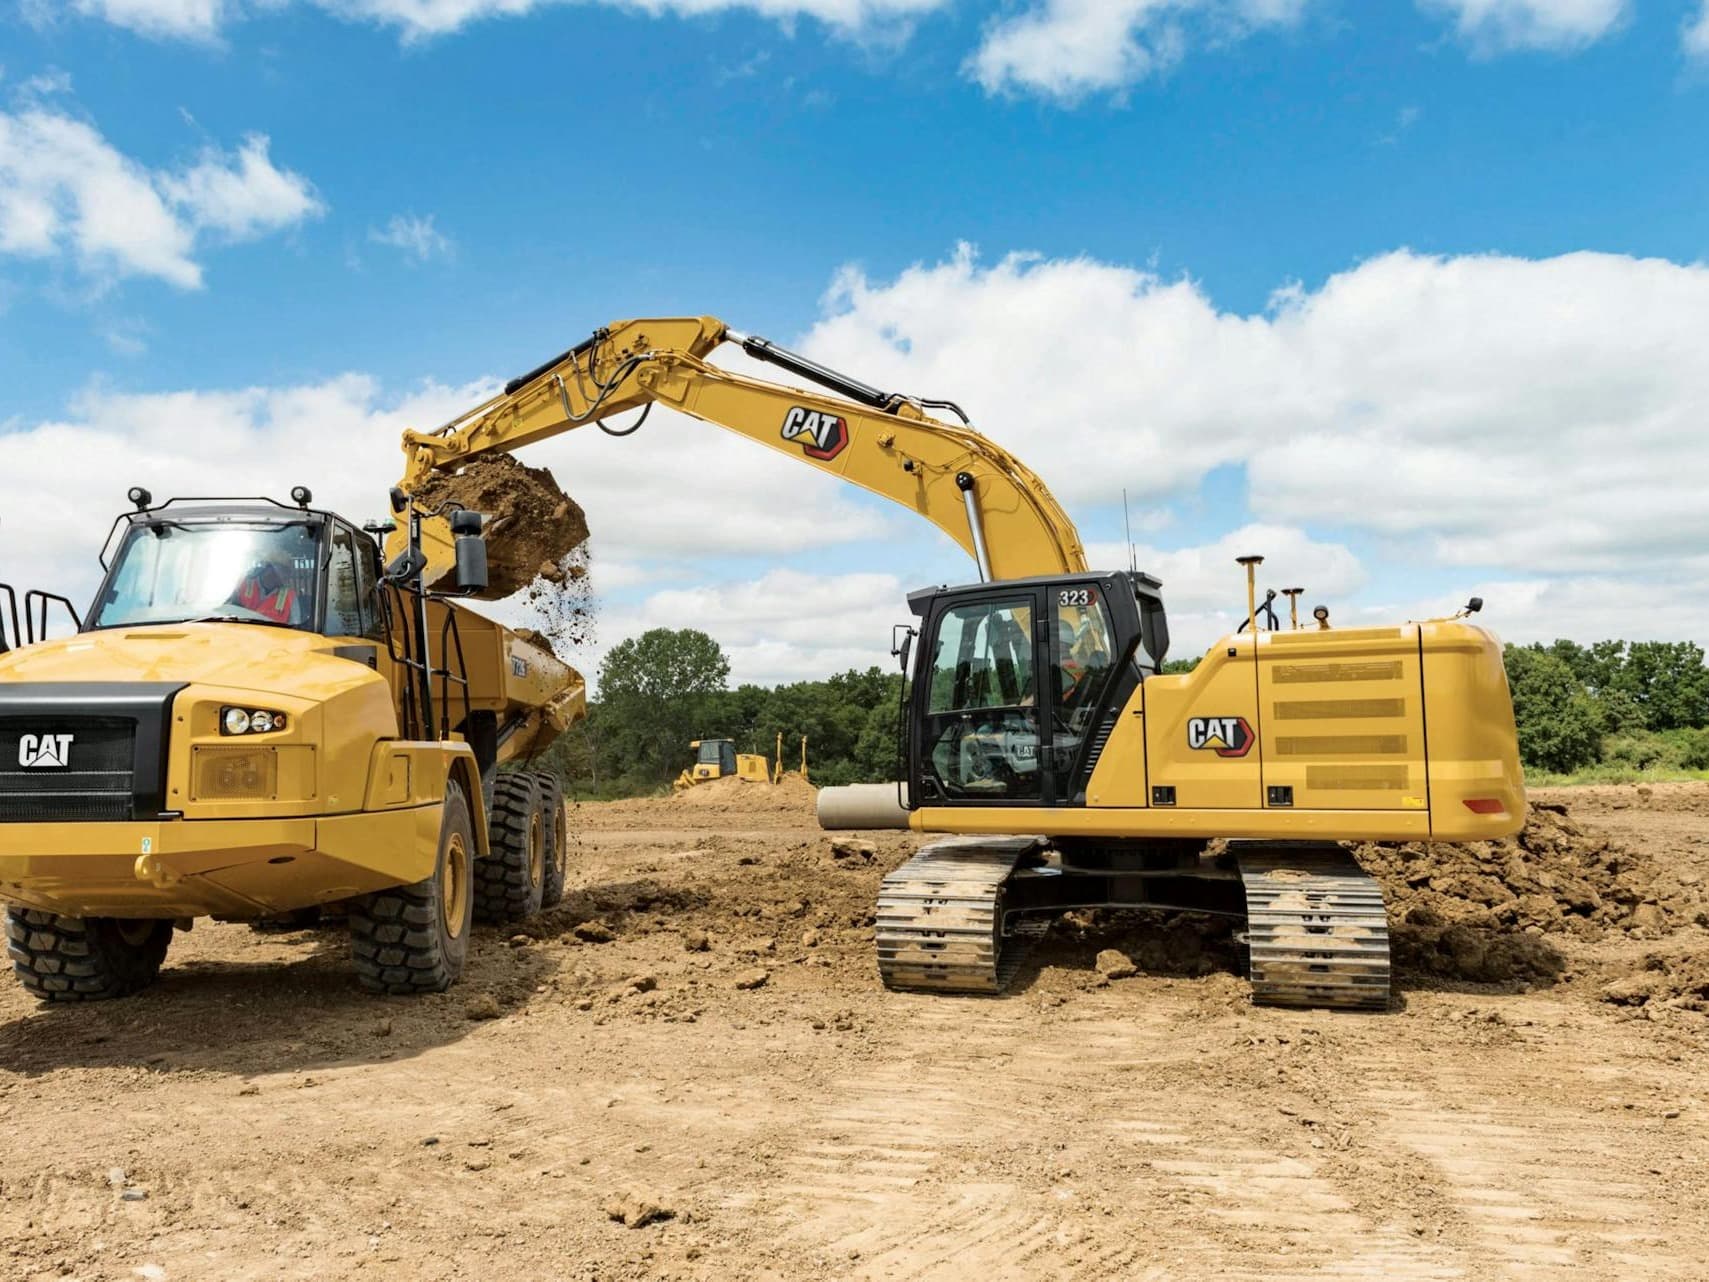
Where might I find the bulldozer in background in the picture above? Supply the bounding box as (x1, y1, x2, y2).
(674, 738, 772, 790)
(0, 486, 584, 1000)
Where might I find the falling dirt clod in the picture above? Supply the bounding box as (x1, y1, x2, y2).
(416, 455, 590, 601)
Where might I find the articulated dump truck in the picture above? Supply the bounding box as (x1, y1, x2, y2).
(0, 488, 584, 1000)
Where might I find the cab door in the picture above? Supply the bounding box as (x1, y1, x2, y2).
(911, 589, 1049, 806)
(1042, 582, 1122, 805)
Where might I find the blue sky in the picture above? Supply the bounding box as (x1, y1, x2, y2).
(4, 0, 1709, 684)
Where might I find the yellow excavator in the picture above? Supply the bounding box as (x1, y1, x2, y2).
(0, 488, 584, 999)
(393, 316, 1525, 1010)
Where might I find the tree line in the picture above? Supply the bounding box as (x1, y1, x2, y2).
(1504, 640, 1709, 776)
(540, 628, 902, 796)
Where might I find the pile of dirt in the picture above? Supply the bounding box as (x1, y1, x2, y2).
(416, 455, 590, 600)
(674, 773, 819, 815)
(1353, 800, 1707, 984)
(1600, 951, 1709, 1014)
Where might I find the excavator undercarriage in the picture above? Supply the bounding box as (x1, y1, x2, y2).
(876, 837, 1391, 1010)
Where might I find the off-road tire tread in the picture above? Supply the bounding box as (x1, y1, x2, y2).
(534, 772, 568, 909)
(6, 909, 172, 1002)
(474, 773, 543, 923)
(349, 783, 472, 995)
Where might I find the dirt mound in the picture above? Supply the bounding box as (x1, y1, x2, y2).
(1354, 800, 1707, 984)
(675, 773, 818, 815)
(1600, 951, 1709, 1014)
(416, 455, 590, 600)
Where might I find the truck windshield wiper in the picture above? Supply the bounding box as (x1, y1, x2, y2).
(181, 613, 293, 628)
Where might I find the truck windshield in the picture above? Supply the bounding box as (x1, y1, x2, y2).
(697, 742, 725, 764)
(90, 520, 322, 630)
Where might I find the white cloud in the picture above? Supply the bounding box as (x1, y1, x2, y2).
(11, 243, 1709, 685)
(1087, 523, 1365, 612)
(968, 0, 1309, 101)
(1418, 0, 1626, 54)
(369, 213, 453, 261)
(70, 0, 945, 41)
(162, 135, 323, 241)
(0, 100, 322, 288)
(799, 244, 1709, 633)
(70, 0, 231, 41)
(1686, 1, 1709, 58)
(611, 568, 908, 685)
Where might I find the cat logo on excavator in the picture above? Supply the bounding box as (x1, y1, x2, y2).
(780, 406, 849, 461)
(1186, 716, 1253, 758)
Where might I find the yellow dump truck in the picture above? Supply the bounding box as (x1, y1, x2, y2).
(0, 487, 584, 1000)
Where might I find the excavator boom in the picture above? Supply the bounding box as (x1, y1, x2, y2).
(394, 316, 1086, 584)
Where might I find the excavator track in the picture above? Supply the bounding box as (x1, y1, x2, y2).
(1236, 845, 1391, 1011)
(876, 837, 1040, 994)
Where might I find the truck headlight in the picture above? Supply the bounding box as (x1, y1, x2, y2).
(222, 706, 287, 735)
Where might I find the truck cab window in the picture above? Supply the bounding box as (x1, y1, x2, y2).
(324, 525, 367, 638)
(921, 598, 1041, 801)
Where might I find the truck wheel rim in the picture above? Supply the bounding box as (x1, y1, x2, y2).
(116, 920, 156, 948)
(443, 832, 470, 939)
(528, 813, 544, 889)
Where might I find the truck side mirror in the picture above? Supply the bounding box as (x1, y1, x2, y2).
(385, 547, 427, 584)
(451, 510, 488, 594)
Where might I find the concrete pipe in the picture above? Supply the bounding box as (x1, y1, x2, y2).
(817, 782, 910, 831)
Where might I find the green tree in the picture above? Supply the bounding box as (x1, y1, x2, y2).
(1611, 641, 1709, 731)
(1503, 646, 1604, 773)
(597, 628, 731, 784)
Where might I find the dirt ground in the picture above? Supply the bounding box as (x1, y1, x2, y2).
(4, 781, 1708, 1281)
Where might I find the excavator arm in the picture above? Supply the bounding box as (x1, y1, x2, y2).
(392, 316, 1086, 585)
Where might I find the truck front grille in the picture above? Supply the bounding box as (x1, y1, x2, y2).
(0, 718, 139, 822)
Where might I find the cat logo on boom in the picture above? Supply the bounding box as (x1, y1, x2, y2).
(780, 406, 849, 461)
(1186, 716, 1253, 758)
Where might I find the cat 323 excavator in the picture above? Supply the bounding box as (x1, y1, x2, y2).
(391, 316, 1525, 1011)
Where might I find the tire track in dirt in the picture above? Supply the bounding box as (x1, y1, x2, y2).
(768, 991, 1466, 1280)
(1360, 1062, 1687, 1279)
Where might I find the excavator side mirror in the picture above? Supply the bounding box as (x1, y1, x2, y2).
(891, 624, 915, 676)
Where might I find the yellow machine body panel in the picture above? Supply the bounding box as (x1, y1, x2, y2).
(920, 618, 1521, 844)
(0, 605, 575, 919)
(1257, 625, 1429, 813)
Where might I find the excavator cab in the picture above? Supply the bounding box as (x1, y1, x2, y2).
(905, 570, 1165, 809)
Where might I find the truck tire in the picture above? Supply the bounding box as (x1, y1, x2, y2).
(535, 773, 568, 909)
(350, 780, 474, 994)
(6, 909, 172, 1002)
(474, 773, 545, 923)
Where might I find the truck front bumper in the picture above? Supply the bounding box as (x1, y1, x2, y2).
(0, 806, 442, 919)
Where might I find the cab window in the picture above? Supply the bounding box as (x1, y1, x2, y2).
(920, 597, 1041, 801)
(324, 525, 365, 637)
